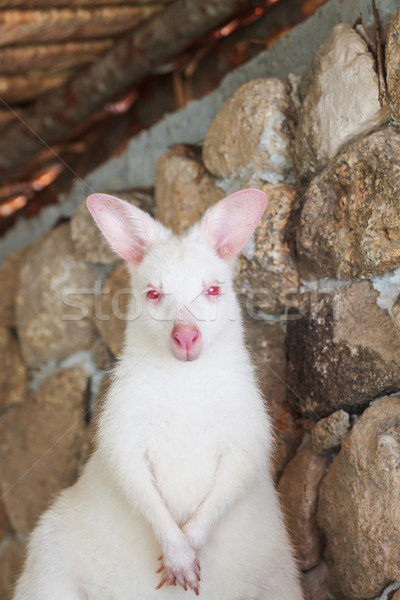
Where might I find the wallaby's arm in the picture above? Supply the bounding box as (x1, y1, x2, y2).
(101, 441, 188, 553)
(98, 429, 201, 592)
(182, 450, 260, 551)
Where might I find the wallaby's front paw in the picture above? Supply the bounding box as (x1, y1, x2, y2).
(155, 546, 201, 595)
(182, 520, 206, 552)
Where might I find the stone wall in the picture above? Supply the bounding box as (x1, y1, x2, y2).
(1, 11, 400, 600)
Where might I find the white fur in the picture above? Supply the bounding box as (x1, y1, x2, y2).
(13, 191, 303, 600)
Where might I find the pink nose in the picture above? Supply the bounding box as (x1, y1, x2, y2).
(172, 325, 200, 351)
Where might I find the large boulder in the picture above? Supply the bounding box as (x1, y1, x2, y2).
(154, 149, 223, 233)
(386, 10, 400, 122)
(278, 438, 330, 570)
(294, 23, 390, 184)
(301, 562, 336, 600)
(318, 396, 400, 600)
(0, 248, 26, 327)
(92, 262, 130, 356)
(244, 317, 303, 480)
(203, 78, 296, 186)
(0, 368, 89, 533)
(16, 223, 100, 367)
(0, 327, 27, 414)
(296, 126, 400, 280)
(235, 183, 299, 313)
(0, 536, 27, 600)
(286, 282, 400, 418)
(392, 293, 400, 336)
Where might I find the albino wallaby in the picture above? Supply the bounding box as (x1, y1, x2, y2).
(13, 189, 303, 600)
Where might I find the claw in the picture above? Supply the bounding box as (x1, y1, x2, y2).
(155, 575, 168, 590)
(194, 587, 200, 596)
(155, 565, 164, 574)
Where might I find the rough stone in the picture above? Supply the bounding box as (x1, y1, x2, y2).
(71, 189, 154, 264)
(244, 318, 303, 481)
(386, 10, 400, 122)
(0, 248, 26, 328)
(294, 23, 390, 183)
(379, 585, 400, 600)
(278, 438, 330, 571)
(286, 281, 400, 418)
(392, 293, 400, 337)
(154, 150, 223, 234)
(0, 499, 10, 542)
(0, 536, 27, 600)
(0, 328, 27, 414)
(317, 396, 400, 600)
(16, 223, 100, 368)
(0, 368, 88, 533)
(203, 78, 296, 186)
(311, 410, 350, 454)
(93, 339, 114, 371)
(235, 183, 300, 313)
(296, 126, 400, 280)
(93, 262, 130, 356)
(302, 562, 337, 600)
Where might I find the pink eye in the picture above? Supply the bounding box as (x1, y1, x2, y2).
(206, 286, 220, 296)
(146, 289, 161, 300)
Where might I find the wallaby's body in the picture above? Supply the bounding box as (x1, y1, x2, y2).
(13, 190, 303, 600)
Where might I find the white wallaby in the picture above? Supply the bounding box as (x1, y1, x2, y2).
(13, 189, 303, 600)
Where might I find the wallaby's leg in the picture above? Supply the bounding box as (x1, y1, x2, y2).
(13, 561, 85, 600)
(98, 433, 201, 593)
(13, 579, 85, 600)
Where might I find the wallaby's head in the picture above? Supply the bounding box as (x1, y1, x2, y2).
(87, 189, 267, 362)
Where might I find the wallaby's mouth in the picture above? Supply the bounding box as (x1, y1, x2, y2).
(170, 324, 202, 361)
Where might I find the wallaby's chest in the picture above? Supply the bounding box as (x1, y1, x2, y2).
(136, 370, 248, 522)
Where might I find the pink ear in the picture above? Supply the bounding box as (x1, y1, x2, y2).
(86, 193, 160, 264)
(202, 189, 267, 259)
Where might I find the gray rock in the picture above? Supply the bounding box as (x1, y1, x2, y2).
(295, 23, 390, 184)
(317, 396, 400, 600)
(0, 327, 27, 414)
(16, 223, 100, 368)
(203, 78, 296, 186)
(278, 438, 330, 571)
(235, 182, 300, 313)
(154, 149, 223, 234)
(0, 368, 88, 533)
(386, 10, 400, 122)
(311, 410, 350, 454)
(286, 281, 400, 418)
(296, 126, 400, 280)
(0, 248, 26, 328)
(71, 189, 154, 264)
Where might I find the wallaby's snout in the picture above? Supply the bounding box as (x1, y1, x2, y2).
(171, 324, 202, 361)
